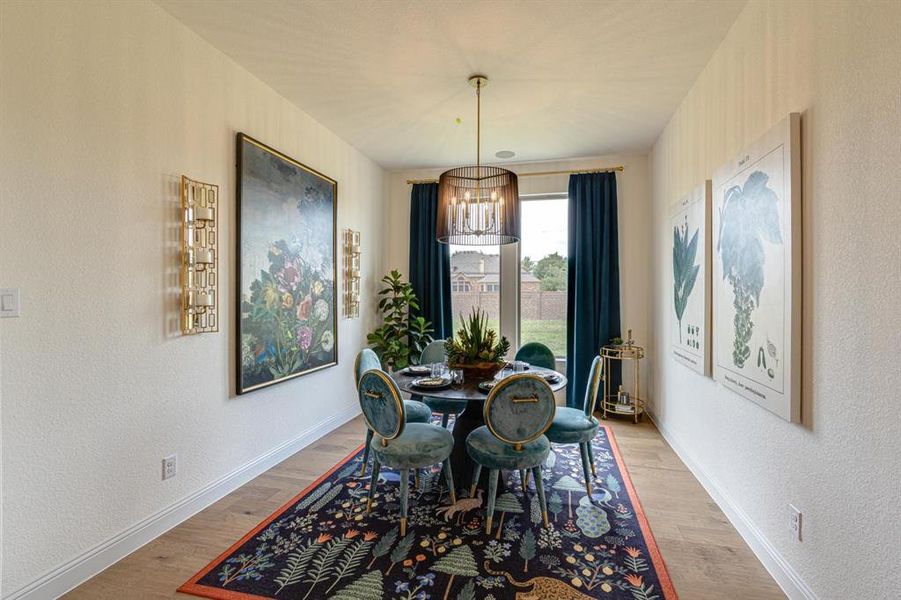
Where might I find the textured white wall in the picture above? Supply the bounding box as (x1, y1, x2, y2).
(384, 156, 652, 393)
(649, 1, 901, 598)
(0, 0, 386, 594)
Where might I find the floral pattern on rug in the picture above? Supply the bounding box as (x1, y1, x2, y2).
(180, 425, 676, 600)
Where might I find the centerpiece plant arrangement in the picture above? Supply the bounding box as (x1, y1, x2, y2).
(366, 270, 433, 370)
(444, 309, 511, 380)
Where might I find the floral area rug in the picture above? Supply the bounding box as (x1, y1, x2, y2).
(179, 424, 676, 600)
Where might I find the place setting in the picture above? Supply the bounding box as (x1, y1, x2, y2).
(408, 362, 465, 390)
(401, 363, 431, 376)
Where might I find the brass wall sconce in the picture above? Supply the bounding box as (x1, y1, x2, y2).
(343, 228, 361, 318)
(181, 175, 219, 334)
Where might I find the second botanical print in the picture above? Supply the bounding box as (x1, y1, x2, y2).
(670, 181, 711, 375)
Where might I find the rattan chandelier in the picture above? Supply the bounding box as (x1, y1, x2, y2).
(436, 75, 520, 245)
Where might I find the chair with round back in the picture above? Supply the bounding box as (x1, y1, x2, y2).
(355, 348, 431, 476)
(419, 339, 446, 365)
(514, 342, 556, 371)
(466, 374, 556, 534)
(545, 355, 603, 497)
(358, 369, 456, 536)
(510, 341, 556, 489)
(415, 339, 465, 428)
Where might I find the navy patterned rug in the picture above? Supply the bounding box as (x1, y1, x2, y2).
(180, 424, 676, 600)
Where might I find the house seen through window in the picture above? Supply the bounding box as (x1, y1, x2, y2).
(449, 246, 500, 334)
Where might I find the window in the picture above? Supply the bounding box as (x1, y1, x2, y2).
(519, 196, 568, 362)
(447, 195, 567, 365)
(449, 246, 499, 334)
(451, 277, 471, 293)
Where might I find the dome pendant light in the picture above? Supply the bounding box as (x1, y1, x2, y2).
(437, 75, 520, 245)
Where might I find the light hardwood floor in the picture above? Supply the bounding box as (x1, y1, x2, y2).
(64, 416, 784, 599)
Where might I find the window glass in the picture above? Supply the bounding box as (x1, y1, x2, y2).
(519, 198, 568, 361)
(449, 246, 499, 336)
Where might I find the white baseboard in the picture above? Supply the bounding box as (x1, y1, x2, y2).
(4, 406, 362, 600)
(646, 411, 818, 600)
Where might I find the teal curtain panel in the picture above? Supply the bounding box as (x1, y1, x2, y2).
(566, 172, 622, 407)
(409, 183, 453, 338)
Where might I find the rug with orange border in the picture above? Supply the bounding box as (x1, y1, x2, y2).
(179, 424, 676, 600)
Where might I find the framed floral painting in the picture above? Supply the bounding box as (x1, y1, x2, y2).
(236, 133, 337, 394)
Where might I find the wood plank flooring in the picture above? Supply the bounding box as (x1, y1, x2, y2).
(64, 416, 784, 599)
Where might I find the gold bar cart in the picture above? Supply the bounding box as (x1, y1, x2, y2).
(600, 340, 645, 423)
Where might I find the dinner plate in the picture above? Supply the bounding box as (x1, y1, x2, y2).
(405, 365, 431, 376)
(411, 377, 451, 389)
(478, 380, 498, 393)
(504, 361, 530, 370)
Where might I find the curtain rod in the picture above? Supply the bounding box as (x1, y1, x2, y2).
(405, 165, 623, 185)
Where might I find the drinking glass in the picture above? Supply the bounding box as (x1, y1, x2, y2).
(451, 369, 464, 386)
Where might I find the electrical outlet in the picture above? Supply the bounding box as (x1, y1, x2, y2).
(789, 504, 802, 541)
(162, 454, 177, 480)
(0, 288, 20, 318)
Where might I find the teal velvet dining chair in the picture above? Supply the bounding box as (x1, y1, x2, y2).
(416, 339, 465, 427)
(355, 349, 431, 476)
(514, 342, 556, 370)
(510, 341, 555, 490)
(466, 374, 556, 534)
(420, 339, 446, 365)
(359, 369, 456, 536)
(545, 354, 603, 497)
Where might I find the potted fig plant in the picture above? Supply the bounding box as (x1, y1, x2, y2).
(444, 309, 511, 380)
(366, 270, 433, 370)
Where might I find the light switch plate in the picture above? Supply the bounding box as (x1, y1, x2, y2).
(0, 288, 19, 318)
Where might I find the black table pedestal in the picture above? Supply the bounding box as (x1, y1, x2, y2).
(449, 398, 507, 496)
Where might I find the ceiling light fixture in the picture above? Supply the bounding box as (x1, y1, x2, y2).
(437, 75, 520, 245)
(495, 150, 515, 159)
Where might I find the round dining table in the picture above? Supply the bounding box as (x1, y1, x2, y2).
(392, 365, 567, 495)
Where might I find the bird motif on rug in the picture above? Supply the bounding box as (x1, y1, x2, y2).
(435, 489, 483, 524)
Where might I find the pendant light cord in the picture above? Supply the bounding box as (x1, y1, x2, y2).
(476, 78, 481, 170)
(475, 79, 482, 210)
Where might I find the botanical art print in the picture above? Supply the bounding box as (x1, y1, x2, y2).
(237, 134, 337, 394)
(712, 114, 801, 421)
(670, 182, 710, 375)
(179, 423, 676, 600)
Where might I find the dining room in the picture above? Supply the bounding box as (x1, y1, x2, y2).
(2, 1, 899, 600)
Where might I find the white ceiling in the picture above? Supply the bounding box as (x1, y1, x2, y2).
(157, 0, 746, 170)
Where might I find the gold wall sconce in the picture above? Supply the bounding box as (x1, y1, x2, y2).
(181, 175, 219, 334)
(343, 228, 361, 318)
